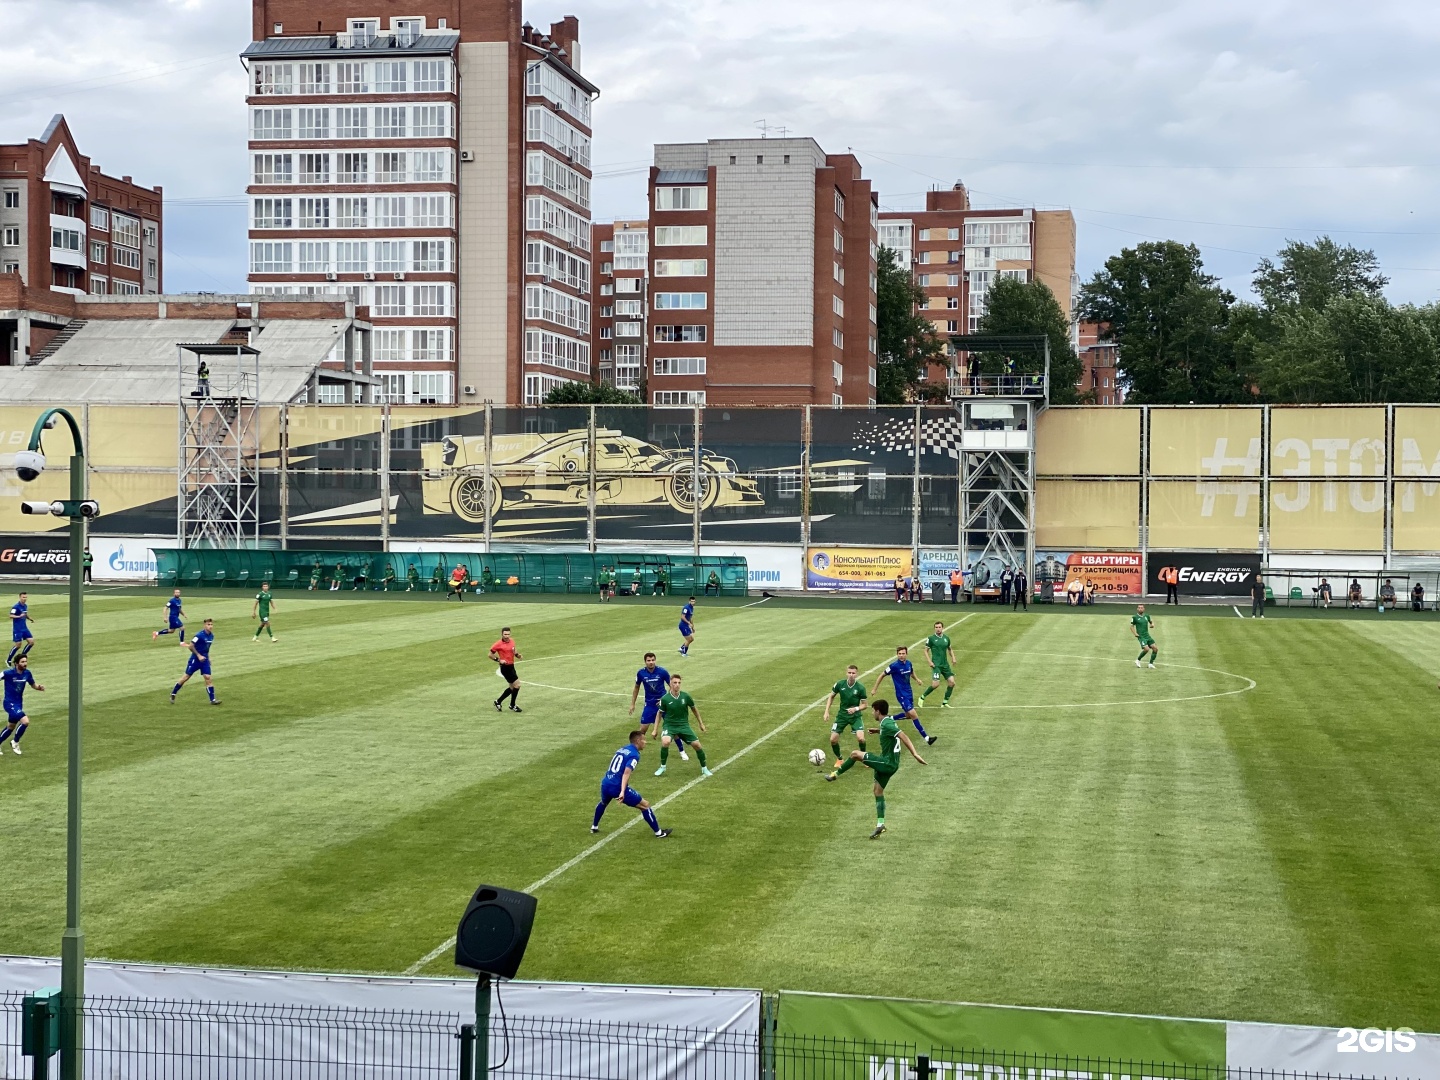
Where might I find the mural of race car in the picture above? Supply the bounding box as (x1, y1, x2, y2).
(421, 428, 763, 525)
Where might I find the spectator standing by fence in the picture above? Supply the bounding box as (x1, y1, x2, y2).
(1013, 569, 1029, 611)
(949, 568, 963, 604)
(1000, 566, 1014, 605)
(1162, 565, 1179, 605)
(1250, 574, 1266, 619)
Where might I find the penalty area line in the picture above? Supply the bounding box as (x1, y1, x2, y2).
(403, 612, 975, 976)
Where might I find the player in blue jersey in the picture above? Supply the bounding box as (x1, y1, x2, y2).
(677, 596, 696, 656)
(0, 654, 44, 756)
(7, 591, 35, 667)
(153, 589, 186, 643)
(171, 618, 220, 704)
(591, 730, 671, 837)
(872, 645, 937, 746)
(628, 650, 683, 739)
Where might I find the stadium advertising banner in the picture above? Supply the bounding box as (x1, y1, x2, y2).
(918, 549, 961, 590)
(1033, 551, 1144, 597)
(1148, 552, 1260, 597)
(806, 547, 912, 590)
(0, 533, 72, 577)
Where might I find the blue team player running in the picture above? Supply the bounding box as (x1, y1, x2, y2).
(171, 618, 221, 705)
(629, 651, 687, 757)
(678, 596, 696, 656)
(591, 730, 671, 838)
(8, 591, 35, 667)
(153, 588, 186, 643)
(872, 645, 937, 746)
(0, 654, 44, 756)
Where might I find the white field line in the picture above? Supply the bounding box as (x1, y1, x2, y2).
(403, 613, 975, 975)
(1233, 606, 1247, 619)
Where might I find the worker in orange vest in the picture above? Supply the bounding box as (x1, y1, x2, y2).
(948, 567, 964, 604)
(1161, 565, 1180, 606)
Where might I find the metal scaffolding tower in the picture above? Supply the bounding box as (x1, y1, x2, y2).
(948, 334, 1051, 583)
(178, 342, 261, 549)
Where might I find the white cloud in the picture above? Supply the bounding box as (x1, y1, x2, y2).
(2, 0, 1437, 301)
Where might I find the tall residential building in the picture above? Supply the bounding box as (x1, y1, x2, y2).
(244, 2, 596, 405)
(1, 115, 162, 364)
(879, 183, 1075, 382)
(591, 218, 647, 393)
(1077, 321, 1122, 404)
(646, 138, 878, 407)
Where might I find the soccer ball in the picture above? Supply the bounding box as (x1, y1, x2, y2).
(808, 748, 827, 766)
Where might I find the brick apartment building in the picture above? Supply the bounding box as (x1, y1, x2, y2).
(244, 0, 596, 405)
(878, 183, 1075, 387)
(591, 218, 647, 393)
(1077, 321, 1121, 404)
(0, 115, 162, 365)
(644, 137, 879, 407)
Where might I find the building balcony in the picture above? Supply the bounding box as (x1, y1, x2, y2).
(949, 371, 1047, 400)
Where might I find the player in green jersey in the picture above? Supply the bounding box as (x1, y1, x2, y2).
(382, 564, 397, 591)
(251, 584, 277, 641)
(406, 563, 420, 591)
(921, 621, 958, 708)
(655, 674, 712, 778)
(823, 664, 868, 768)
(598, 566, 612, 603)
(825, 698, 928, 839)
(1131, 604, 1157, 668)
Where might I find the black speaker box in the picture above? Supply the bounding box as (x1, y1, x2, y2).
(454, 884, 537, 979)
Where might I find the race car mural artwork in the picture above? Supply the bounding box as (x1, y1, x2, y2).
(420, 428, 764, 526)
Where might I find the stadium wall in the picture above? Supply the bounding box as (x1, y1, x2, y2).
(3, 404, 1438, 591)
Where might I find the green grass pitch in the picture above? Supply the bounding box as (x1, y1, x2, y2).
(3, 588, 1438, 1031)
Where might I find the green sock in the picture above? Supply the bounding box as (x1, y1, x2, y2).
(836, 758, 856, 775)
(922, 685, 936, 699)
(1150, 650, 1158, 663)
(876, 796, 886, 825)
(265, 625, 274, 639)
(695, 746, 707, 768)
(943, 685, 953, 701)
(660, 745, 669, 765)
(856, 739, 866, 753)
(830, 741, 841, 762)
(1138, 649, 1148, 662)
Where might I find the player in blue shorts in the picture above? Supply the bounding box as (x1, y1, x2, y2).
(0, 654, 44, 756)
(678, 596, 696, 656)
(153, 588, 186, 642)
(591, 730, 670, 837)
(8, 591, 35, 667)
(872, 645, 937, 746)
(171, 618, 220, 705)
(629, 651, 687, 757)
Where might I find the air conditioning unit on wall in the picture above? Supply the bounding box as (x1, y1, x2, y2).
(460, 151, 474, 162)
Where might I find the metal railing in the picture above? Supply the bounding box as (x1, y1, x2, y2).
(949, 373, 1048, 399)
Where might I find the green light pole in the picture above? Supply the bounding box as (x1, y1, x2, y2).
(15, 407, 92, 1080)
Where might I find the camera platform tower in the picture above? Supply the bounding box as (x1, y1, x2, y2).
(178, 342, 261, 549)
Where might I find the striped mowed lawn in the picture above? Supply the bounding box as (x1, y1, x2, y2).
(2, 588, 1438, 1031)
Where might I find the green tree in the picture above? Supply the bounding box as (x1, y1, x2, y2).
(1077, 241, 1246, 404)
(875, 246, 944, 403)
(1253, 237, 1388, 314)
(976, 277, 1082, 404)
(543, 381, 642, 406)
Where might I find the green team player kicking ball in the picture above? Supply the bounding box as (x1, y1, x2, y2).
(1131, 604, 1158, 668)
(823, 664, 868, 768)
(921, 621, 958, 708)
(825, 698, 928, 839)
(252, 584, 278, 641)
(655, 674, 712, 778)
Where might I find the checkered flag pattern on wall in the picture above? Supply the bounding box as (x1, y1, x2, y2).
(851, 415, 963, 459)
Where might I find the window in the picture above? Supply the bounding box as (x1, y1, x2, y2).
(946, 296, 959, 309)
(413, 285, 451, 316)
(655, 325, 707, 343)
(653, 225, 706, 246)
(336, 62, 368, 95)
(299, 107, 329, 139)
(614, 345, 641, 390)
(299, 242, 331, 273)
(374, 197, 406, 228)
(347, 18, 380, 44)
(615, 322, 642, 338)
(868, 366, 877, 386)
(253, 153, 292, 185)
(523, 329, 591, 374)
(335, 107, 367, 139)
(411, 195, 451, 227)
(599, 284, 613, 296)
(833, 295, 844, 316)
(412, 328, 451, 362)
(297, 197, 328, 229)
(109, 214, 138, 249)
(526, 107, 591, 167)
(918, 274, 930, 287)
(376, 372, 406, 402)
(375, 152, 406, 183)
(250, 241, 293, 273)
(112, 280, 141, 295)
(143, 224, 157, 247)
(654, 390, 706, 406)
(2, 226, 20, 247)
(373, 285, 406, 315)
(599, 327, 611, 339)
(965, 221, 1030, 247)
(525, 283, 590, 333)
(949, 250, 961, 263)
(299, 63, 330, 95)
(615, 277, 642, 294)
(615, 299, 643, 317)
(2, 261, 19, 274)
(600, 240, 614, 252)
(335, 197, 368, 228)
(525, 240, 590, 293)
(525, 61, 591, 125)
(832, 328, 844, 348)
(51, 227, 81, 251)
(525, 195, 591, 251)
(316, 384, 346, 404)
(412, 105, 449, 137)
(919, 251, 930, 265)
(336, 152, 368, 184)
(948, 274, 960, 288)
(253, 197, 292, 229)
(374, 240, 405, 272)
(654, 186, 707, 211)
(756, 155, 764, 165)
(298, 153, 330, 184)
(252, 107, 292, 140)
(336, 241, 368, 273)
(375, 107, 407, 138)
(948, 227, 960, 241)
(834, 228, 844, 252)
(833, 361, 844, 385)
(947, 320, 960, 333)
(393, 17, 424, 44)
(253, 62, 293, 95)
(111, 245, 140, 268)
(918, 229, 931, 241)
(835, 190, 845, 218)
(653, 356, 705, 376)
(833, 262, 844, 284)
(412, 240, 448, 272)
(3, 190, 19, 209)
(524, 372, 573, 405)
(614, 230, 648, 270)
(411, 151, 448, 182)
(374, 63, 407, 94)
(654, 259, 707, 277)
(89, 240, 107, 262)
(414, 60, 449, 92)
(526, 152, 591, 210)
(654, 293, 706, 310)
(89, 275, 107, 294)
(89, 206, 108, 230)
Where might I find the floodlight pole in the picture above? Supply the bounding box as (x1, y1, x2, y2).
(24, 407, 87, 1080)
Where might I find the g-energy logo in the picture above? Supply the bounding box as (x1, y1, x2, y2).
(1, 546, 69, 566)
(1170, 564, 1253, 585)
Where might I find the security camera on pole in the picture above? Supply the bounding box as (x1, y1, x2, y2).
(13, 408, 97, 1080)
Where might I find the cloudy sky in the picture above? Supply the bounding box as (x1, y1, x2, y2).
(4, 0, 1439, 303)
